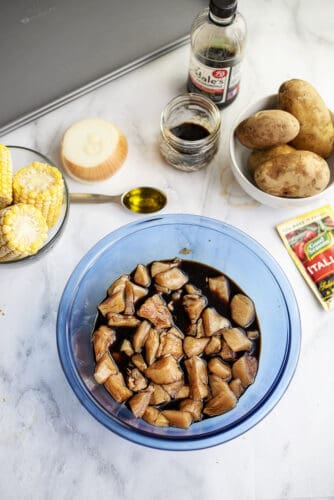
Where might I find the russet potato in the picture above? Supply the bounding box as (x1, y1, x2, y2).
(254, 150, 330, 198)
(278, 79, 334, 158)
(247, 144, 296, 177)
(235, 109, 300, 149)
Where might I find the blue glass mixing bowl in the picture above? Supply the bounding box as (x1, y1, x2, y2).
(57, 214, 300, 450)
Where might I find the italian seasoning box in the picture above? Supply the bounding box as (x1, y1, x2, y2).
(187, 0, 246, 108)
(277, 205, 334, 311)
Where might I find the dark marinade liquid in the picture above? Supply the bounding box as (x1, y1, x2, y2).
(170, 122, 210, 141)
(93, 259, 261, 414)
(199, 47, 236, 66)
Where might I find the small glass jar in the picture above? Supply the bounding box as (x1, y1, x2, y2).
(160, 93, 221, 172)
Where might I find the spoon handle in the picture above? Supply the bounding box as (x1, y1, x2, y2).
(69, 193, 122, 205)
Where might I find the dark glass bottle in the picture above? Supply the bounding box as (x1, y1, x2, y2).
(187, 0, 247, 108)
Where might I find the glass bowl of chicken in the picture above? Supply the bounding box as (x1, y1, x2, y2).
(57, 214, 300, 450)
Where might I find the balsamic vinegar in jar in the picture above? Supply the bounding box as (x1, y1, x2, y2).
(170, 122, 210, 141)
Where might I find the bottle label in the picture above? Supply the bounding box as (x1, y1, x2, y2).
(189, 53, 241, 104)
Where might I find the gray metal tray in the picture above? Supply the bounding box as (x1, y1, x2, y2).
(0, 0, 205, 135)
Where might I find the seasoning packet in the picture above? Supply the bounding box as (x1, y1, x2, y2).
(276, 204, 334, 311)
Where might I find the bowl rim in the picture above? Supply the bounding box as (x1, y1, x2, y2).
(56, 214, 301, 451)
(229, 93, 334, 206)
(0, 145, 69, 264)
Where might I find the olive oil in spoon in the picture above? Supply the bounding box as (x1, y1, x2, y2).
(69, 186, 167, 214)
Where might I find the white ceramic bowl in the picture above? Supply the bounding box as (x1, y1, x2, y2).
(229, 94, 334, 208)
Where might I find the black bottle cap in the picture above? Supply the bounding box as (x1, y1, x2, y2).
(209, 0, 237, 19)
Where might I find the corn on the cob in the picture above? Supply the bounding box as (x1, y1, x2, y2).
(0, 144, 13, 209)
(0, 203, 48, 261)
(13, 162, 64, 228)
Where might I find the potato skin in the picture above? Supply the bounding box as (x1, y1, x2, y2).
(278, 79, 334, 158)
(235, 109, 300, 149)
(254, 150, 330, 198)
(247, 144, 295, 177)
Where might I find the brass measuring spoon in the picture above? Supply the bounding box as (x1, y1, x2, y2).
(69, 186, 167, 214)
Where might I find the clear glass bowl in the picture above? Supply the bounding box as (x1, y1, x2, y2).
(0, 145, 69, 264)
(57, 214, 300, 450)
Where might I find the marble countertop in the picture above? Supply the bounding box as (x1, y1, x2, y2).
(1, 1, 334, 499)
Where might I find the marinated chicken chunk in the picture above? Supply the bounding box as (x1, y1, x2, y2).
(222, 327, 253, 352)
(107, 313, 140, 328)
(104, 373, 132, 403)
(182, 294, 207, 323)
(208, 357, 232, 380)
(171, 290, 182, 302)
(230, 294, 255, 328)
(131, 353, 148, 373)
(93, 258, 260, 429)
(184, 356, 208, 400)
(186, 323, 197, 337)
(175, 384, 190, 399)
(208, 275, 230, 303)
(126, 367, 148, 391)
(124, 281, 148, 315)
(145, 328, 160, 365)
(220, 341, 237, 361)
(161, 410, 193, 429)
(145, 355, 183, 385)
(247, 329, 259, 340)
(179, 399, 203, 421)
(151, 260, 179, 277)
(128, 389, 153, 418)
(202, 307, 231, 336)
(149, 383, 171, 405)
(185, 283, 201, 295)
(232, 355, 258, 388)
(107, 274, 129, 296)
(203, 381, 237, 417)
(120, 339, 134, 357)
(204, 335, 221, 355)
(133, 320, 151, 353)
(157, 330, 183, 360)
(133, 264, 151, 287)
(209, 374, 229, 397)
(155, 267, 189, 291)
(93, 325, 116, 361)
(137, 294, 173, 329)
(98, 291, 125, 316)
(143, 406, 169, 426)
(183, 336, 209, 358)
(94, 352, 118, 384)
(163, 379, 185, 398)
(229, 378, 245, 398)
(195, 318, 205, 338)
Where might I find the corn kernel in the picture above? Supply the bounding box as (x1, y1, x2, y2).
(13, 162, 64, 228)
(0, 203, 48, 261)
(0, 144, 13, 209)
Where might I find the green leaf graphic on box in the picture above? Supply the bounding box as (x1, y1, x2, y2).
(305, 232, 331, 259)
